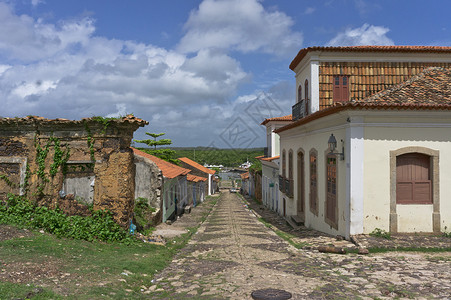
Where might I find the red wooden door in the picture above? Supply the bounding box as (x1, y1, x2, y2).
(326, 156, 337, 226)
(396, 153, 431, 204)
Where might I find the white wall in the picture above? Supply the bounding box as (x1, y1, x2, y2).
(279, 116, 348, 237)
(364, 124, 451, 233)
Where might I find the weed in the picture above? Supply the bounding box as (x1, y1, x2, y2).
(369, 228, 391, 239)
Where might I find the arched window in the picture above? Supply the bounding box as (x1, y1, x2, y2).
(304, 79, 309, 115)
(297, 85, 302, 103)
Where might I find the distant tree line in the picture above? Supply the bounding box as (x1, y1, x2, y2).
(136, 146, 264, 168)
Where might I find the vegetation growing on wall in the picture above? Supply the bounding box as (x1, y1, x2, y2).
(34, 136, 71, 197)
(0, 194, 133, 243)
(0, 173, 15, 188)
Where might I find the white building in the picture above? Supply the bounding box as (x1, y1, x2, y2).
(277, 46, 451, 239)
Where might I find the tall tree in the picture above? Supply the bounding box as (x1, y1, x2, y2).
(135, 132, 177, 164)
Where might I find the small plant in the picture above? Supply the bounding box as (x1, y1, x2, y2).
(133, 197, 157, 233)
(369, 228, 391, 239)
(443, 226, 451, 238)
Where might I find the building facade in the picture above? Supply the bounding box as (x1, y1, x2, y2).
(277, 46, 451, 238)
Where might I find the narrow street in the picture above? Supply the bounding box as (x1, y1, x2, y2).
(150, 191, 451, 299)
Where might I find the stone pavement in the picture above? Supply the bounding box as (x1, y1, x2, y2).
(147, 191, 451, 299)
(245, 196, 451, 251)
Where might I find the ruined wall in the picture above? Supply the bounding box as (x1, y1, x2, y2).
(0, 116, 147, 227)
(134, 154, 163, 211)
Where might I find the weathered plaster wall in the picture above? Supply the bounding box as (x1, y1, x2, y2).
(0, 116, 147, 227)
(134, 154, 162, 210)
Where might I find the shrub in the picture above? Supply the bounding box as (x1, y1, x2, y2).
(0, 194, 134, 243)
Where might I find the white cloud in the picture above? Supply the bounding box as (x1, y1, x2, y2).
(177, 0, 302, 57)
(304, 7, 316, 15)
(327, 23, 394, 46)
(31, 0, 44, 7)
(0, 3, 249, 121)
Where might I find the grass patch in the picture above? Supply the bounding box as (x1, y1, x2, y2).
(256, 216, 310, 249)
(0, 226, 195, 298)
(0, 196, 218, 298)
(0, 282, 61, 300)
(366, 247, 451, 253)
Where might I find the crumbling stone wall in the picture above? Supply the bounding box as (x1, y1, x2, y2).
(134, 154, 163, 209)
(0, 115, 148, 227)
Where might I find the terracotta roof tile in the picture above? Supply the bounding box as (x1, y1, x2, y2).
(133, 148, 190, 179)
(260, 115, 293, 125)
(187, 174, 207, 182)
(276, 67, 451, 133)
(357, 67, 451, 105)
(290, 46, 451, 70)
(178, 157, 216, 174)
(259, 155, 280, 161)
(240, 171, 249, 180)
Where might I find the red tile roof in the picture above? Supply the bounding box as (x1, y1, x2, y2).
(132, 148, 190, 179)
(240, 171, 249, 180)
(290, 46, 451, 70)
(260, 115, 293, 125)
(276, 67, 451, 133)
(187, 174, 207, 182)
(178, 157, 216, 174)
(259, 155, 280, 162)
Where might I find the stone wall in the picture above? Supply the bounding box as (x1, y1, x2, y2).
(0, 115, 148, 227)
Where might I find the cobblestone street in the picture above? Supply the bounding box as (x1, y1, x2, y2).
(149, 192, 451, 299)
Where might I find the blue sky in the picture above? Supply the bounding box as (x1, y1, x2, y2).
(1, 0, 450, 148)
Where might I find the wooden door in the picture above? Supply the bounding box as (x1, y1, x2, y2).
(326, 156, 337, 227)
(396, 153, 431, 204)
(297, 152, 305, 220)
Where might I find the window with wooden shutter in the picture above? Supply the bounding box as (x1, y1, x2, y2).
(326, 155, 337, 229)
(333, 75, 349, 103)
(396, 153, 432, 204)
(309, 151, 318, 215)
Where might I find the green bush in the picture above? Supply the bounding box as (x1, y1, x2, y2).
(0, 194, 134, 243)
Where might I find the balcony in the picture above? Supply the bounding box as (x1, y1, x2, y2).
(279, 176, 294, 198)
(292, 100, 305, 121)
(279, 175, 284, 192)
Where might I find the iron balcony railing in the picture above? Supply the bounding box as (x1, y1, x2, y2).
(292, 100, 305, 121)
(279, 175, 284, 192)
